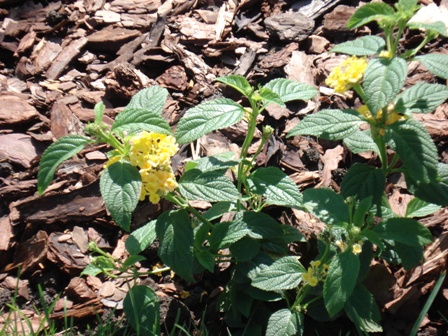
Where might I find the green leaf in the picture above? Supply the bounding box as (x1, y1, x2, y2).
(175, 98, 244, 144)
(344, 285, 382, 333)
(121, 255, 146, 270)
(373, 217, 433, 247)
(330, 36, 386, 55)
(203, 201, 238, 221)
(347, 2, 395, 29)
(343, 129, 379, 154)
(126, 86, 168, 113)
(111, 107, 171, 135)
(341, 164, 386, 204)
(100, 161, 141, 231)
(287, 109, 365, 139)
(248, 167, 303, 208)
(81, 263, 103, 277)
(123, 285, 160, 336)
(405, 197, 441, 218)
(195, 249, 215, 273)
(37, 135, 93, 194)
(156, 210, 194, 281)
(396, 0, 418, 12)
(94, 101, 105, 125)
(383, 240, 424, 270)
(125, 220, 156, 255)
(216, 75, 253, 97)
(361, 229, 385, 250)
(209, 212, 283, 249)
(263, 78, 318, 103)
(230, 236, 260, 262)
(257, 87, 285, 107)
(408, 21, 448, 37)
(303, 188, 349, 226)
(394, 82, 448, 115)
(251, 256, 305, 291)
(324, 250, 360, 317)
(386, 118, 438, 183)
(179, 169, 240, 202)
(364, 57, 407, 116)
(266, 309, 303, 336)
(407, 163, 448, 206)
(415, 54, 448, 79)
(186, 152, 239, 173)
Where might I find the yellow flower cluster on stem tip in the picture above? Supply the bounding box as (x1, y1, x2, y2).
(128, 131, 179, 204)
(357, 104, 404, 126)
(325, 56, 368, 94)
(352, 241, 363, 255)
(303, 260, 328, 287)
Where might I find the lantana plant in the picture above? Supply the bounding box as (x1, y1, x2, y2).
(36, 0, 448, 334)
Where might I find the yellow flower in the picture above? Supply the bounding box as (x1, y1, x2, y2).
(335, 240, 347, 251)
(303, 269, 319, 287)
(352, 241, 363, 255)
(128, 131, 179, 204)
(379, 50, 392, 59)
(326, 56, 368, 93)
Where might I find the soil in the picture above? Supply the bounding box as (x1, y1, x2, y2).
(0, 0, 447, 335)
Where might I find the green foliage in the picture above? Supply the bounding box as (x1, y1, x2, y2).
(330, 36, 386, 55)
(324, 250, 360, 317)
(125, 220, 157, 255)
(100, 161, 142, 231)
(123, 285, 160, 336)
(37, 135, 93, 194)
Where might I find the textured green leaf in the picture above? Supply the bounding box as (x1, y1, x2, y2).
(303, 188, 349, 226)
(123, 285, 160, 336)
(203, 201, 238, 221)
(386, 118, 438, 183)
(126, 86, 168, 113)
(287, 109, 364, 139)
(405, 197, 441, 218)
(415, 54, 448, 79)
(251, 256, 305, 291)
(179, 169, 240, 202)
(94, 101, 105, 125)
(408, 21, 448, 37)
(407, 163, 448, 206)
(343, 129, 379, 154)
(248, 167, 303, 207)
(341, 164, 386, 204)
(230, 236, 260, 262)
(347, 2, 395, 29)
(344, 285, 382, 333)
(195, 249, 215, 273)
(175, 98, 244, 144)
(266, 309, 303, 336)
(396, 0, 418, 11)
(324, 250, 360, 317)
(264, 78, 317, 103)
(373, 217, 433, 246)
(394, 82, 448, 115)
(125, 220, 156, 255)
(364, 57, 407, 116)
(121, 255, 147, 270)
(156, 210, 194, 281)
(38, 135, 92, 194)
(257, 87, 285, 107)
(186, 152, 239, 173)
(111, 107, 171, 134)
(209, 212, 283, 249)
(80, 263, 103, 277)
(330, 36, 386, 55)
(216, 75, 253, 96)
(100, 161, 141, 231)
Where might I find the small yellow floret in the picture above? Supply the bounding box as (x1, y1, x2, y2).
(379, 50, 392, 59)
(352, 242, 363, 255)
(326, 56, 368, 94)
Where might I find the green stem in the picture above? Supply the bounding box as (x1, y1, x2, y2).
(372, 125, 388, 171)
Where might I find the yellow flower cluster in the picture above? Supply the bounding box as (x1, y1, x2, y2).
(352, 241, 363, 255)
(325, 56, 368, 93)
(129, 131, 179, 204)
(357, 104, 403, 125)
(303, 260, 329, 287)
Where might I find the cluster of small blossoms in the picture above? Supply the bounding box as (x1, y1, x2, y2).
(335, 239, 363, 255)
(303, 260, 329, 287)
(325, 56, 368, 93)
(128, 131, 179, 204)
(357, 104, 403, 126)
